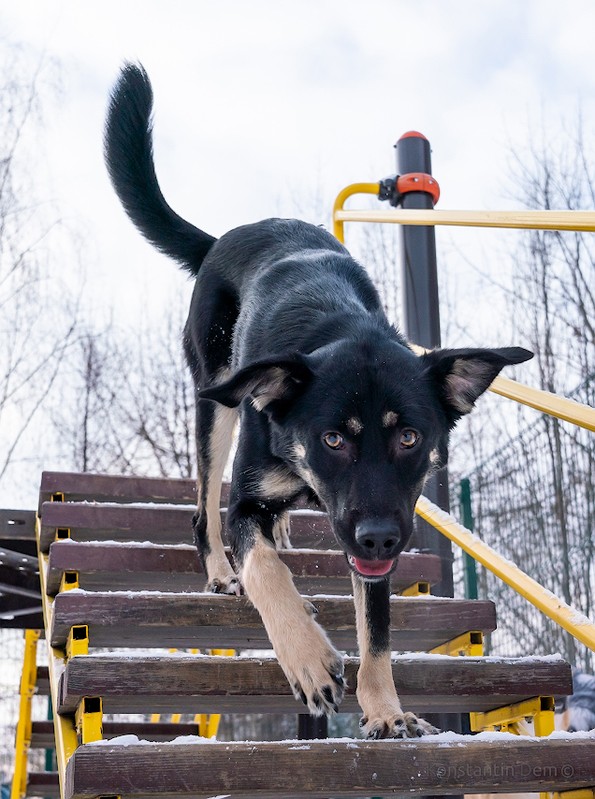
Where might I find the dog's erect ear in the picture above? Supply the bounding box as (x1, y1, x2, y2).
(422, 346, 533, 424)
(198, 356, 314, 411)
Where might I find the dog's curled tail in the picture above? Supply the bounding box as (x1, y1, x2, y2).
(104, 62, 216, 275)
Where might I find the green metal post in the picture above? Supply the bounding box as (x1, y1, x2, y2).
(459, 478, 478, 600)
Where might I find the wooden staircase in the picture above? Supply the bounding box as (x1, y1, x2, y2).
(11, 471, 595, 797)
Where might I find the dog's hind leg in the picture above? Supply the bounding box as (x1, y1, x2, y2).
(192, 395, 240, 595)
(352, 573, 439, 739)
(272, 511, 291, 549)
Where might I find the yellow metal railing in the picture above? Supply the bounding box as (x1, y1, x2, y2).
(416, 495, 595, 652)
(333, 184, 595, 433)
(333, 183, 595, 653)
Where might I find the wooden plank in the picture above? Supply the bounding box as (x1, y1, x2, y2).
(0, 509, 37, 540)
(57, 653, 572, 715)
(30, 720, 202, 748)
(0, 546, 42, 626)
(39, 502, 333, 551)
(39, 470, 199, 510)
(45, 540, 441, 595)
(0, 611, 44, 629)
(51, 592, 497, 650)
(38, 471, 312, 510)
(27, 772, 59, 798)
(37, 666, 50, 695)
(64, 737, 595, 798)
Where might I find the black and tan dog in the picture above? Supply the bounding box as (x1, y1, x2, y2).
(104, 63, 532, 738)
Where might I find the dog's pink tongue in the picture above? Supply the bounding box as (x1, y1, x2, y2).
(353, 557, 394, 577)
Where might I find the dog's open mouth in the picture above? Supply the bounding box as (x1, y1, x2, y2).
(347, 555, 395, 578)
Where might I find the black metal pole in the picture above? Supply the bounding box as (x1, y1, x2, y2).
(395, 131, 454, 599)
(297, 713, 327, 740)
(395, 132, 464, 747)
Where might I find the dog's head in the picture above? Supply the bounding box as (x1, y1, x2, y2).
(201, 341, 532, 579)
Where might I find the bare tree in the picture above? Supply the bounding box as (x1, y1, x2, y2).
(0, 46, 80, 490)
(52, 293, 196, 480)
(459, 117, 595, 669)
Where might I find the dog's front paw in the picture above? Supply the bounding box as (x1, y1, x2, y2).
(206, 573, 243, 596)
(360, 710, 439, 739)
(276, 619, 345, 716)
(288, 644, 346, 716)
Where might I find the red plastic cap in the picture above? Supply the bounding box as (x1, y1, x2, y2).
(398, 130, 428, 141)
(396, 172, 440, 205)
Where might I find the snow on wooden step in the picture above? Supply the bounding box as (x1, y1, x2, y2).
(46, 539, 441, 595)
(64, 733, 595, 798)
(50, 591, 497, 651)
(57, 652, 572, 715)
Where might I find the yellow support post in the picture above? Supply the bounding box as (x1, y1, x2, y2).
(469, 696, 555, 735)
(552, 791, 595, 799)
(194, 649, 236, 738)
(60, 570, 79, 592)
(36, 517, 80, 796)
(11, 629, 40, 799)
(431, 631, 484, 657)
(75, 697, 103, 744)
(400, 581, 430, 597)
(66, 625, 89, 659)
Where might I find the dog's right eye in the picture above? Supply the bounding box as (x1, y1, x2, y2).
(322, 432, 345, 450)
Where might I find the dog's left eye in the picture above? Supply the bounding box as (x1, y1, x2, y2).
(323, 432, 345, 450)
(399, 429, 419, 449)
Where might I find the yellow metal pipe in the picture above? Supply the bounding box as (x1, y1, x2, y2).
(489, 375, 595, 432)
(334, 208, 595, 232)
(415, 496, 595, 653)
(332, 183, 380, 243)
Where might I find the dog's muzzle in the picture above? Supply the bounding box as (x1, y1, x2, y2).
(346, 520, 403, 578)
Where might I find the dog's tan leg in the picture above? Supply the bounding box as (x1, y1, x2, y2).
(193, 400, 240, 594)
(272, 511, 291, 549)
(352, 573, 438, 738)
(241, 531, 344, 715)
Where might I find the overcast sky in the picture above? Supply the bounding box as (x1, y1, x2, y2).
(2, 0, 595, 507)
(4, 0, 595, 324)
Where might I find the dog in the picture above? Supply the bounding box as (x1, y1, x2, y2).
(104, 63, 533, 739)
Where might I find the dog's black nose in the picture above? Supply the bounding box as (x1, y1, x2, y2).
(355, 521, 401, 559)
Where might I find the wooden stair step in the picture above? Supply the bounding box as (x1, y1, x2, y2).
(64, 735, 595, 798)
(36, 666, 50, 695)
(30, 720, 201, 749)
(39, 470, 200, 510)
(39, 502, 332, 551)
(38, 471, 308, 510)
(0, 508, 37, 542)
(57, 653, 572, 715)
(26, 772, 60, 798)
(45, 540, 441, 595)
(51, 591, 496, 650)
(0, 545, 42, 627)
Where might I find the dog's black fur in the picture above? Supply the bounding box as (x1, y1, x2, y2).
(105, 63, 533, 738)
